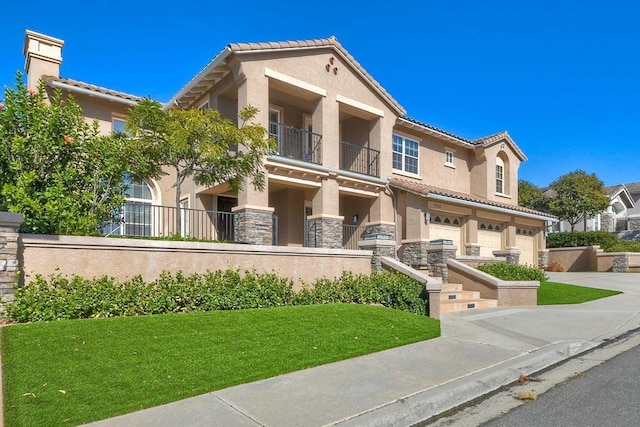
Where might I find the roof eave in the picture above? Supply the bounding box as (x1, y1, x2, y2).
(397, 117, 473, 147)
(165, 46, 233, 111)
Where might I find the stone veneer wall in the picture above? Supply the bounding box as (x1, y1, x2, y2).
(401, 242, 429, 268)
(0, 213, 22, 303)
(307, 217, 343, 249)
(612, 254, 629, 272)
(234, 208, 273, 245)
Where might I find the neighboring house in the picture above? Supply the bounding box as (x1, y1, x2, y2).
(22, 30, 555, 267)
(550, 183, 638, 233)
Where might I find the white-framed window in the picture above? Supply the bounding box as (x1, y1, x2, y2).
(198, 100, 209, 111)
(445, 150, 454, 166)
(122, 174, 153, 236)
(112, 117, 126, 133)
(269, 106, 284, 152)
(496, 157, 504, 194)
(180, 198, 190, 237)
(392, 134, 419, 175)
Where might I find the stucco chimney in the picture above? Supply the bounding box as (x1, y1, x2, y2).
(23, 30, 64, 90)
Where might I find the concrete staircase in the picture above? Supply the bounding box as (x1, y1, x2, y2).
(439, 283, 498, 314)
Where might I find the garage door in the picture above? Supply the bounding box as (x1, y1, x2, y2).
(429, 215, 462, 255)
(516, 228, 536, 266)
(478, 222, 502, 257)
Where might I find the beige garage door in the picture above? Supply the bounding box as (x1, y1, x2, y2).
(478, 222, 502, 257)
(516, 229, 536, 266)
(429, 216, 462, 255)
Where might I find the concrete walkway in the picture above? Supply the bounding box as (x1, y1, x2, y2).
(86, 273, 640, 427)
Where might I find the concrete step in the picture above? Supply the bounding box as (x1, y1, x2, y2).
(440, 298, 498, 314)
(440, 290, 480, 302)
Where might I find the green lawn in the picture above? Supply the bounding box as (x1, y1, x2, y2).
(538, 281, 622, 305)
(1, 304, 440, 427)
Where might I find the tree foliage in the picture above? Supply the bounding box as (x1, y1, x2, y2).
(518, 180, 548, 211)
(547, 170, 609, 231)
(125, 99, 274, 227)
(0, 73, 139, 235)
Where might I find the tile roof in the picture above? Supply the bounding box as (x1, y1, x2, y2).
(389, 176, 556, 219)
(399, 116, 472, 144)
(42, 75, 142, 102)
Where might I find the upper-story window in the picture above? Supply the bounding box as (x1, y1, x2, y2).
(112, 117, 126, 133)
(392, 134, 419, 175)
(496, 156, 505, 194)
(445, 150, 454, 167)
(199, 101, 209, 111)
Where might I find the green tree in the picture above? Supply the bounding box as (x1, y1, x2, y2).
(0, 73, 139, 235)
(518, 180, 548, 211)
(125, 99, 274, 230)
(547, 170, 609, 231)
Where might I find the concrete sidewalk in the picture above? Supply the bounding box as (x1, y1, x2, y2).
(86, 273, 640, 427)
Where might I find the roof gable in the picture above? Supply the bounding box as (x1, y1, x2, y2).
(473, 131, 527, 161)
(167, 37, 405, 115)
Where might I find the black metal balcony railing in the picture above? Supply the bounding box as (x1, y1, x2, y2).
(340, 141, 380, 178)
(270, 122, 322, 165)
(342, 224, 367, 250)
(103, 204, 236, 241)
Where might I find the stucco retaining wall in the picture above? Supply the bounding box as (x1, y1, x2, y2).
(19, 234, 372, 290)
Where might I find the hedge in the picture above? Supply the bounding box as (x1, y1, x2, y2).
(546, 231, 640, 252)
(2, 270, 427, 322)
(476, 263, 548, 282)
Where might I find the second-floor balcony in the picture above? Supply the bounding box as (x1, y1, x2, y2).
(270, 122, 322, 165)
(340, 141, 380, 178)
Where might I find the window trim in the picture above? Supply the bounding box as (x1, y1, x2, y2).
(392, 133, 420, 176)
(495, 157, 505, 195)
(112, 116, 126, 133)
(445, 150, 455, 168)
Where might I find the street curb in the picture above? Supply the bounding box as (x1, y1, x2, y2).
(332, 340, 597, 427)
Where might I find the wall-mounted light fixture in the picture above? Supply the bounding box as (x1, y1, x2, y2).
(424, 211, 431, 223)
(352, 214, 359, 224)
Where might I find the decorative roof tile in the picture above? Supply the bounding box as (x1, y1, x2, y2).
(389, 176, 556, 219)
(42, 75, 142, 102)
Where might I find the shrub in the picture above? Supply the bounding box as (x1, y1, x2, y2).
(477, 263, 548, 282)
(3, 269, 427, 322)
(546, 231, 620, 250)
(545, 261, 565, 272)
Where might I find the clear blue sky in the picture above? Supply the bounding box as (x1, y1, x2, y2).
(2, 0, 638, 188)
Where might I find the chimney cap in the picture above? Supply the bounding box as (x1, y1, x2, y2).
(23, 30, 64, 70)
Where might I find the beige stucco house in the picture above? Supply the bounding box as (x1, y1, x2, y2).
(22, 30, 555, 268)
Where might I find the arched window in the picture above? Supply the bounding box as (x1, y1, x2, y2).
(495, 156, 504, 194)
(123, 175, 154, 236)
(103, 174, 155, 237)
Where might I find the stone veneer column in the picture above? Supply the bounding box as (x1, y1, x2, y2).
(493, 248, 521, 265)
(400, 240, 429, 269)
(363, 222, 396, 240)
(359, 239, 396, 272)
(600, 212, 615, 232)
(0, 212, 22, 303)
(307, 215, 343, 249)
(612, 254, 630, 272)
(232, 206, 274, 245)
(464, 243, 481, 256)
(426, 244, 457, 284)
(538, 249, 549, 270)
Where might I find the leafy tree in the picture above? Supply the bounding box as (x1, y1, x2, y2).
(518, 180, 548, 211)
(125, 99, 274, 229)
(0, 73, 140, 235)
(547, 170, 609, 231)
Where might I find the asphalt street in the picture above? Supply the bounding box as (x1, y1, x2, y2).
(482, 342, 640, 427)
